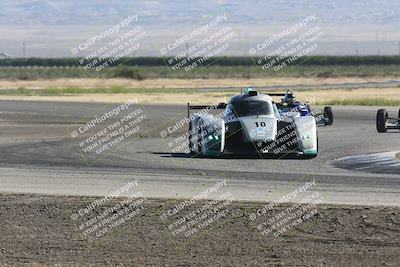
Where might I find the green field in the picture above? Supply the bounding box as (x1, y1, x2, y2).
(0, 56, 399, 80)
(1, 64, 400, 80)
(0, 56, 399, 107)
(1, 56, 400, 67)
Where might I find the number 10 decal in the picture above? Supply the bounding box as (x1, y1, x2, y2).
(255, 122, 266, 127)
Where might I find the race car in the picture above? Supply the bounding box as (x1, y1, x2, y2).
(376, 108, 400, 132)
(276, 89, 333, 126)
(187, 89, 318, 158)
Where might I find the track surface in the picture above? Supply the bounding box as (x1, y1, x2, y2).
(0, 100, 399, 205)
(334, 150, 400, 174)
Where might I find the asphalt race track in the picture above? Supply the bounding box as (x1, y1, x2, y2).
(334, 150, 400, 174)
(0, 100, 399, 206)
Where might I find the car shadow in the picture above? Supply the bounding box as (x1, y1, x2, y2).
(152, 152, 312, 160)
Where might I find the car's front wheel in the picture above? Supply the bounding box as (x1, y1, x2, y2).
(197, 127, 203, 154)
(303, 135, 318, 159)
(188, 123, 195, 153)
(376, 109, 388, 133)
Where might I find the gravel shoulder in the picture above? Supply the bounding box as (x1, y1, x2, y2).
(1, 193, 400, 266)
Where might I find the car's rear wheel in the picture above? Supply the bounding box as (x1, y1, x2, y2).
(398, 108, 400, 131)
(324, 107, 333, 125)
(376, 109, 388, 133)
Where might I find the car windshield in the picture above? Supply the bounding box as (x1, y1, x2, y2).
(231, 100, 273, 117)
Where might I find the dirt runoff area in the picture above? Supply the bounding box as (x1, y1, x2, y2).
(1, 193, 399, 266)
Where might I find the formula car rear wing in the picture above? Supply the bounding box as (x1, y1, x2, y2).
(187, 102, 227, 118)
(263, 92, 286, 97)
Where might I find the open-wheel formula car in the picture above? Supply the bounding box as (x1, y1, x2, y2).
(275, 89, 333, 126)
(187, 89, 319, 158)
(376, 108, 400, 132)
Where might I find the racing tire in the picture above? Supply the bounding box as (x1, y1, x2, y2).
(197, 127, 203, 154)
(376, 109, 388, 133)
(323, 107, 333, 125)
(304, 154, 318, 159)
(188, 123, 194, 153)
(398, 108, 400, 131)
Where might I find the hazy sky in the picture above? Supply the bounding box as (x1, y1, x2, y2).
(0, 0, 399, 57)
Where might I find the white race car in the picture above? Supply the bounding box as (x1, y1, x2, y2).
(188, 89, 318, 158)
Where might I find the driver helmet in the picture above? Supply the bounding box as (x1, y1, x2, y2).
(283, 89, 296, 104)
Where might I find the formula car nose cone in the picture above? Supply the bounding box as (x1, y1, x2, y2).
(239, 116, 277, 142)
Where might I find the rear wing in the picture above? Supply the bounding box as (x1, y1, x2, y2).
(263, 92, 286, 97)
(187, 102, 227, 118)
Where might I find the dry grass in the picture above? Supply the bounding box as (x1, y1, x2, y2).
(0, 77, 396, 90)
(0, 93, 226, 104)
(296, 87, 400, 106)
(0, 87, 399, 105)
